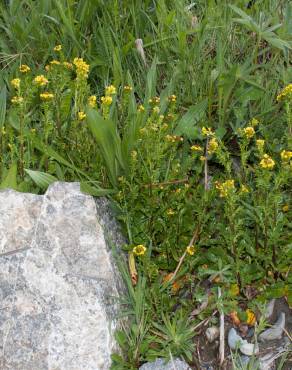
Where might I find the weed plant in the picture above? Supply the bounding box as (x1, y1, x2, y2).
(0, 0, 291, 368)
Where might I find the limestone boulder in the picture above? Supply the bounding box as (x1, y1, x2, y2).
(0, 182, 125, 370)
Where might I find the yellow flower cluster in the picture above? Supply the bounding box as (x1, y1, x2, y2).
(243, 126, 255, 139)
(73, 57, 90, 79)
(260, 154, 275, 169)
(138, 104, 145, 112)
(165, 135, 183, 143)
(250, 118, 259, 127)
(33, 75, 49, 87)
(78, 111, 86, 121)
(168, 94, 177, 103)
(186, 245, 196, 256)
(124, 85, 133, 93)
(50, 60, 61, 66)
(19, 64, 30, 73)
(88, 95, 97, 108)
(276, 83, 292, 101)
(215, 179, 235, 198)
(207, 137, 218, 154)
(40, 92, 54, 100)
(149, 96, 160, 105)
(282, 205, 289, 212)
(133, 244, 147, 256)
(201, 126, 214, 137)
(240, 185, 249, 193)
(54, 45, 62, 52)
(11, 78, 20, 89)
(105, 85, 116, 95)
(11, 96, 23, 104)
(280, 150, 292, 162)
(63, 61, 73, 69)
(166, 208, 175, 216)
(256, 139, 265, 150)
(101, 96, 113, 106)
(191, 145, 203, 152)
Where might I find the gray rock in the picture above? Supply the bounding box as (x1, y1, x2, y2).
(259, 312, 285, 342)
(139, 358, 191, 370)
(0, 182, 125, 370)
(228, 328, 259, 356)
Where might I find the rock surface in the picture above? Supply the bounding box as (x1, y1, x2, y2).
(139, 358, 191, 370)
(0, 182, 125, 370)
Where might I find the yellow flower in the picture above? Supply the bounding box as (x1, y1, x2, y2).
(138, 104, 145, 112)
(168, 94, 177, 103)
(149, 96, 160, 105)
(215, 179, 235, 198)
(11, 78, 20, 89)
(186, 245, 196, 256)
(131, 150, 137, 160)
(124, 85, 133, 93)
(277, 83, 292, 101)
(191, 145, 203, 152)
(282, 205, 289, 212)
(105, 85, 116, 95)
(40, 92, 54, 100)
(54, 44, 62, 51)
(250, 118, 259, 127)
(11, 96, 23, 104)
(229, 283, 240, 296)
(152, 106, 160, 115)
(240, 184, 249, 193)
(200, 156, 206, 161)
(101, 96, 113, 106)
(19, 64, 30, 73)
(243, 126, 255, 139)
(63, 62, 73, 69)
(88, 95, 97, 108)
(50, 60, 61, 65)
(246, 309, 256, 326)
(260, 154, 275, 170)
(256, 139, 265, 150)
(201, 126, 214, 137)
(78, 111, 86, 121)
(280, 150, 292, 162)
(207, 137, 218, 154)
(166, 208, 175, 216)
(133, 244, 147, 256)
(73, 57, 90, 79)
(165, 135, 183, 143)
(33, 75, 49, 87)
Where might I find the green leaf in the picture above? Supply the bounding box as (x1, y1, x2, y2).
(174, 99, 208, 138)
(0, 163, 17, 190)
(24, 169, 57, 189)
(0, 85, 7, 129)
(80, 181, 115, 197)
(86, 108, 124, 188)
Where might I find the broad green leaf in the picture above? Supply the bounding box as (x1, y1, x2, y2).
(174, 99, 208, 138)
(0, 163, 17, 190)
(24, 169, 57, 189)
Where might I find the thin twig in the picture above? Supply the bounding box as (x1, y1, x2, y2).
(143, 177, 189, 188)
(170, 225, 200, 282)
